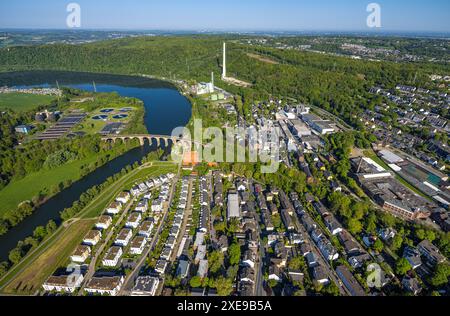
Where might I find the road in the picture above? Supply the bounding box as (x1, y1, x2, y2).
(207, 172, 218, 244)
(292, 214, 349, 296)
(248, 180, 266, 297)
(254, 223, 266, 296)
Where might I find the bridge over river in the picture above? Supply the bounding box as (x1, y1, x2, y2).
(101, 134, 202, 147)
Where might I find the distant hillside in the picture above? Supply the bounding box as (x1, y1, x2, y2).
(0, 35, 447, 127)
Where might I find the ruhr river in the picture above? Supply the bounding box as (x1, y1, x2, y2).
(0, 71, 192, 261)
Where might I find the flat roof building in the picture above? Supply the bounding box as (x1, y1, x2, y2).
(336, 265, 366, 296)
(131, 276, 160, 296)
(102, 246, 123, 267)
(85, 276, 124, 296)
(43, 273, 84, 293)
(227, 192, 241, 220)
(71, 245, 91, 263)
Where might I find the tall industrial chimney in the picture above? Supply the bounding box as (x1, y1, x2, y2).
(222, 42, 226, 79)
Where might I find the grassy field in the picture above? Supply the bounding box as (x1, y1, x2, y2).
(0, 154, 100, 216)
(1, 219, 95, 295)
(0, 93, 55, 112)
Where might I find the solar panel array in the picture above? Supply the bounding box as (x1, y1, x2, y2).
(100, 122, 124, 135)
(36, 113, 87, 141)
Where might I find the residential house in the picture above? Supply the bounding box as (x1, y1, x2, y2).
(116, 192, 131, 204)
(402, 276, 422, 295)
(160, 247, 172, 261)
(281, 209, 295, 231)
(311, 229, 323, 243)
(239, 267, 255, 283)
(317, 237, 339, 261)
(268, 265, 282, 283)
(83, 230, 102, 246)
(300, 243, 312, 256)
(102, 246, 123, 267)
(312, 265, 329, 285)
(239, 282, 254, 297)
(336, 265, 366, 296)
(324, 215, 343, 235)
(403, 246, 423, 269)
(138, 220, 154, 238)
(262, 211, 274, 232)
(166, 236, 176, 249)
(106, 201, 123, 216)
(155, 259, 168, 274)
(242, 249, 256, 269)
(417, 240, 446, 267)
(125, 212, 142, 229)
(289, 232, 304, 245)
(152, 198, 164, 213)
(70, 245, 91, 263)
(129, 236, 147, 255)
(338, 230, 361, 255)
(312, 201, 330, 217)
(305, 252, 318, 268)
(378, 227, 396, 241)
(96, 215, 113, 230)
(130, 186, 141, 197)
(135, 199, 149, 213)
(169, 226, 180, 239)
(85, 276, 124, 296)
(288, 270, 305, 284)
(197, 260, 209, 278)
(348, 253, 372, 269)
(301, 213, 317, 233)
(115, 228, 133, 247)
(131, 276, 160, 296)
(43, 274, 84, 293)
(177, 260, 190, 279)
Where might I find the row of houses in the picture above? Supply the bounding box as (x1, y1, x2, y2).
(91, 174, 176, 295)
(155, 177, 190, 275)
(42, 173, 174, 295)
(198, 176, 209, 233)
(237, 185, 261, 296)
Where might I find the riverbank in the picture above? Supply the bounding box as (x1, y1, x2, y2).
(0, 162, 178, 295)
(0, 70, 192, 263)
(0, 142, 137, 217)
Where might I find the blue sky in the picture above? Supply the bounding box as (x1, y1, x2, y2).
(0, 0, 449, 32)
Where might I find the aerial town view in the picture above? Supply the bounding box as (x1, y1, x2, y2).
(0, 0, 449, 310)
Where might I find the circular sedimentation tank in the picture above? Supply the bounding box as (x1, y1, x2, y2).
(100, 108, 114, 113)
(92, 115, 108, 120)
(113, 114, 128, 119)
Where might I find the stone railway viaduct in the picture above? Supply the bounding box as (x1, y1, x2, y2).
(101, 134, 202, 148)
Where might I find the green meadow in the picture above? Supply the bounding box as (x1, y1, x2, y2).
(0, 93, 55, 112)
(0, 154, 100, 216)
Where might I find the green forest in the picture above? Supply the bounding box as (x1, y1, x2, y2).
(1, 35, 448, 131)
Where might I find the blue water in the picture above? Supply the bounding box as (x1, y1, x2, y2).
(0, 71, 192, 261)
(68, 84, 191, 135)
